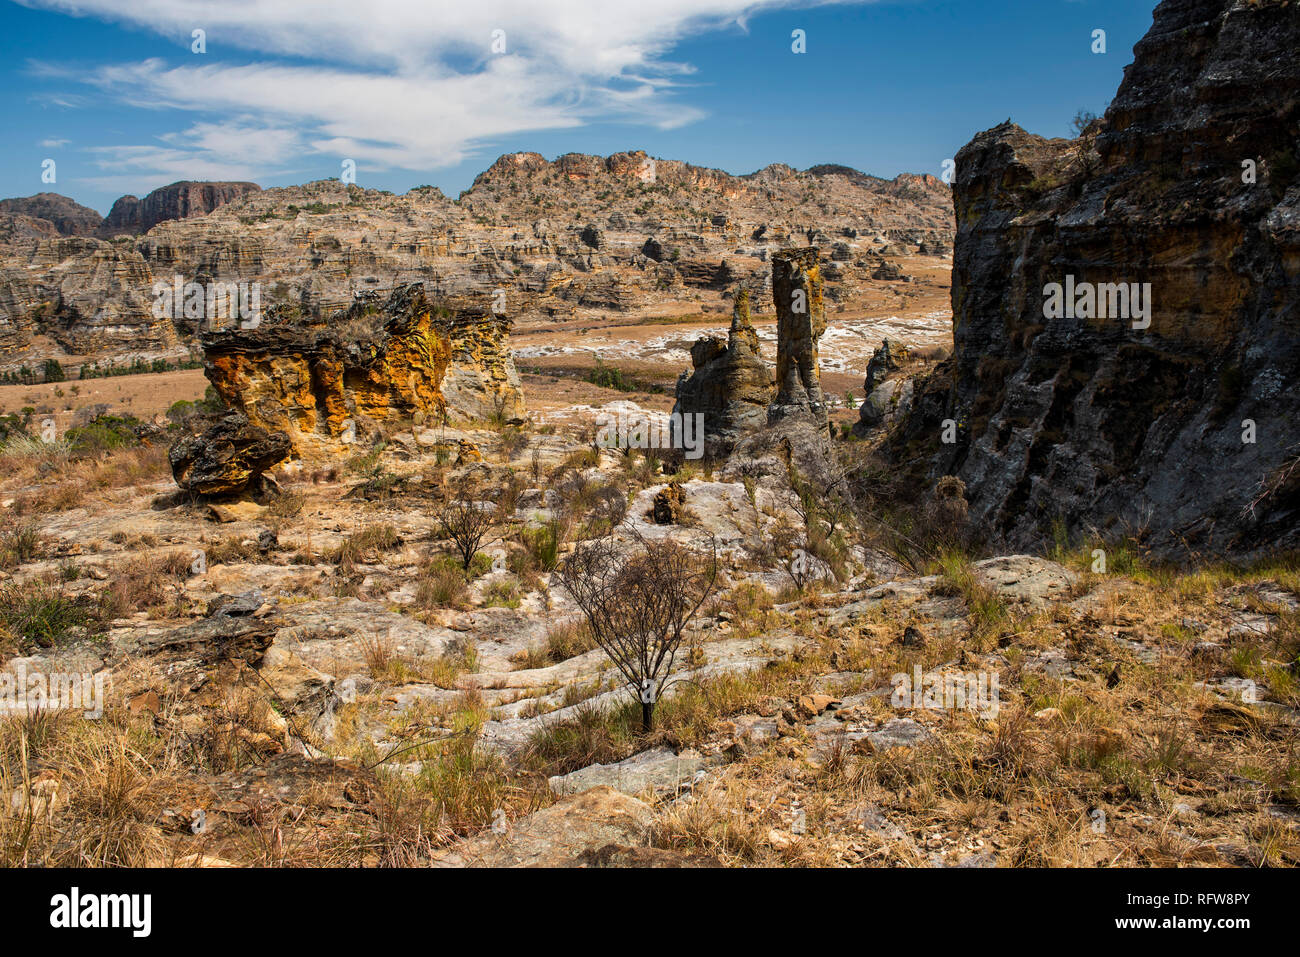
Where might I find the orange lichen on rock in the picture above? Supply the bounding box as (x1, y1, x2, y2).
(200, 283, 522, 455)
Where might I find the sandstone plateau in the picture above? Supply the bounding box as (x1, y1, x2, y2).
(0, 152, 953, 366)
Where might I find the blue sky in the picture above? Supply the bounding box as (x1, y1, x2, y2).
(3, 0, 1156, 215)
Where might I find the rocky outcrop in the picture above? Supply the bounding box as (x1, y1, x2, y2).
(101, 181, 260, 236)
(894, 0, 1300, 558)
(768, 248, 829, 430)
(854, 339, 913, 434)
(0, 193, 102, 236)
(671, 289, 775, 454)
(169, 411, 291, 497)
(200, 283, 524, 454)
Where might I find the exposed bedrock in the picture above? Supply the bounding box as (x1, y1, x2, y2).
(892, 0, 1300, 559)
(199, 283, 524, 455)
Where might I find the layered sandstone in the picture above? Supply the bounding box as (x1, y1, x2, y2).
(894, 0, 1300, 558)
(671, 288, 775, 453)
(200, 283, 523, 454)
(769, 248, 829, 430)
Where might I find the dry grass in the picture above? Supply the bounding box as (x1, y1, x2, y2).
(5, 444, 170, 515)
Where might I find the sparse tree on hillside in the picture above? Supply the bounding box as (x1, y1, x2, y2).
(559, 533, 718, 731)
(437, 477, 495, 571)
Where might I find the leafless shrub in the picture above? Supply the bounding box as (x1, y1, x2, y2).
(558, 533, 718, 730)
(436, 477, 495, 571)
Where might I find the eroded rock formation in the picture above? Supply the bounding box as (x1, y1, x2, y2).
(200, 283, 524, 454)
(854, 339, 914, 434)
(894, 0, 1300, 558)
(769, 248, 829, 430)
(169, 411, 291, 498)
(671, 289, 775, 454)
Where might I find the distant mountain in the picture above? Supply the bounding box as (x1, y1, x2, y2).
(0, 192, 102, 236)
(0, 181, 262, 239)
(101, 181, 261, 236)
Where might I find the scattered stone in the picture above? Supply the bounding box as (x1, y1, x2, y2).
(796, 694, 840, 718)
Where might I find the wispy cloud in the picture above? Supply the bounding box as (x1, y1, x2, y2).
(19, 0, 859, 187)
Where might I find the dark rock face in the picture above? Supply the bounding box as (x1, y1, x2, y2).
(895, 0, 1300, 558)
(671, 289, 775, 454)
(0, 193, 102, 236)
(769, 247, 829, 430)
(169, 411, 291, 498)
(102, 181, 261, 236)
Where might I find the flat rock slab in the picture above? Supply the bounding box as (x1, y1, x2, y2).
(972, 555, 1077, 608)
(431, 786, 653, 867)
(811, 714, 933, 753)
(548, 747, 720, 798)
(273, 598, 461, 676)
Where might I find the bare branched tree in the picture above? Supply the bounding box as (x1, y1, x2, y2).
(558, 533, 719, 731)
(437, 476, 495, 570)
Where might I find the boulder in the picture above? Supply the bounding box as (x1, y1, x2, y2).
(169, 412, 290, 498)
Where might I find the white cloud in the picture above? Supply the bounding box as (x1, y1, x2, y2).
(19, 0, 861, 185)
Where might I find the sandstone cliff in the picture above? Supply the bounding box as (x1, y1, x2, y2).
(101, 181, 261, 236)
(894, 0, 1300, 558)
(200, 283, 523, 454)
